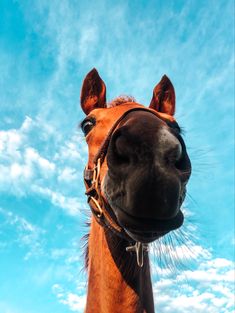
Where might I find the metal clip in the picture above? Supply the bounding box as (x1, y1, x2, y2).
(126, 242, 149, 267)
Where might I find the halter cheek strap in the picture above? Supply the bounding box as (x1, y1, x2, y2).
(84, 158, 124, 236)
(83, 107, 165, 266)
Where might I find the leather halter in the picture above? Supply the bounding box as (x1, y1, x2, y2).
(83, 106, 162, 266)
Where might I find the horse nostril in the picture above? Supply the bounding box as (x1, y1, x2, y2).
(115, 136, 126, 155)
(165, 151, 178, 166)
(175, 149, 191, 175)
(172, 143, 182, 163)
(111, 130, 131, 164)
(164, 140, 182, 167)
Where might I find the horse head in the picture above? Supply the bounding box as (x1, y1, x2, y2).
(80, 68, 191, 246)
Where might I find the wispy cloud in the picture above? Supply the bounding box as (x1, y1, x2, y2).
(53, 284, 87, 312)
(149, 211, 234, 313)
(0, 116, 86, 216)
(0, 207, 45, 259)
(32, 185, 85, 216)
(153, 255, 234, 313)
(0, 301, 28, 313)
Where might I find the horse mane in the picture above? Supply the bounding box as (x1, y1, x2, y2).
(108, 95, 136, 108)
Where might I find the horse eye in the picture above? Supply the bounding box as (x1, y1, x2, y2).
(81, 119, 95, 135)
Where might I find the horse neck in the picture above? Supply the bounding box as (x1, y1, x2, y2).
(85, 216, 155, 313)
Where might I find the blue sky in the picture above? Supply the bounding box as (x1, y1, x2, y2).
(0, 0, 234, 312)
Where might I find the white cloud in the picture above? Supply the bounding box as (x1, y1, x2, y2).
(0, 118, 55, 189)
(152, 252, 234, 313)
(25, 147, 55, 171)
(10, 162, 32, 179)
(52, 283, 87, 312)
(61, 293, 87, 312)
(54, 135, 85, 164)
(0, 116, 86, 216)
(0, 129, 23, 160)
(78, 26, 98, 61)
(205, 258, 234, 269)
(58, 167, 78, 183)
(149, 219, 234, 313)
(0, 207, 36, 233)
(32, 186, 84, 216)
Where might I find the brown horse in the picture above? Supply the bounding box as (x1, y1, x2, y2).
(80, 69, 191, 313)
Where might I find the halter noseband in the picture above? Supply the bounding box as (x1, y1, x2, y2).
(83, 107, 161, 266)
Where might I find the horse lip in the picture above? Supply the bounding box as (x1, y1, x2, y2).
(115, 206, 184, 233)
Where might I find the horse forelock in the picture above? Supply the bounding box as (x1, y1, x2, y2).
(108, 95, 136, 108)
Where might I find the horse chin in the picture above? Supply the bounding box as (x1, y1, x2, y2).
(124, 229, 169, 244)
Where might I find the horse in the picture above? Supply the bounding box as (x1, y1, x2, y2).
(80, 68, 191, 313)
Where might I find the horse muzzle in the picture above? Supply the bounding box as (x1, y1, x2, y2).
(102, 111, 189, 242)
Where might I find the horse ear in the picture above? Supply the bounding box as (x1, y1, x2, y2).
(81, 68, 107, 115)
(149, 75, 175, 116)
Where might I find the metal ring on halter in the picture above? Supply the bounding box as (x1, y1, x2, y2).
(89, 196, 103, 218)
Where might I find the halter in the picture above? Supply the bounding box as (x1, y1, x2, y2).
(83, 107, 162, 266)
